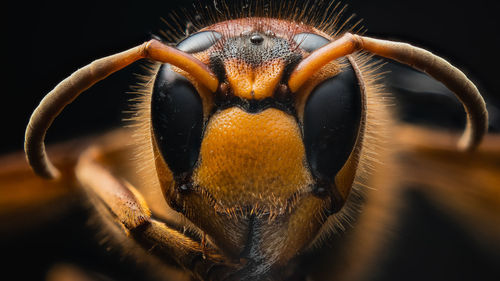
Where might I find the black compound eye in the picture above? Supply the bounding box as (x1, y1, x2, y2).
(303, 63, 362, 182)
(151, 64, 204, 177)
(176, 31, 222, 53)
(293, 32, 330, 52)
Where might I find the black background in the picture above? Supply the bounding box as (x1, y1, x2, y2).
(3, 0, 500, 154)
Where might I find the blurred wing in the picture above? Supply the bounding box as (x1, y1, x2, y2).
(333, 126, 500, 281)
(0, 142, 82, 234)
(0, 130, 135, 233)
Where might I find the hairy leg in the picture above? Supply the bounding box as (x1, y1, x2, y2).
(75, 146, 236, 281)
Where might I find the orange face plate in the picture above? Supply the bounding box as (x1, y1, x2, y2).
(193, 107, 313, 213)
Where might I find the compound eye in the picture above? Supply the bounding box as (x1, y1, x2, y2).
(293, 33, 330, 52)
(151, 64, 204, 177)
(303, 63, 362, 182)
(176, 31, 222, 53)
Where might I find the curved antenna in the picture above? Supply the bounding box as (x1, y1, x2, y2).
(288, 33, 488, 151)
(25, 39, 219, 179)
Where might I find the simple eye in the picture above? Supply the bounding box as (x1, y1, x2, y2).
(176, 31, 222, 53)
(151, 64, 204, 177)
(303, 63, 362, 182)
(293, 33, 330, 52)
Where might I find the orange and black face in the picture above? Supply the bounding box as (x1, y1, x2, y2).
(150, 18, 365, 274)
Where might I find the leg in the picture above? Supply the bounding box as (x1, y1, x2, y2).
(75, 146, 236, 280)
(76, 147, 151, 230)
